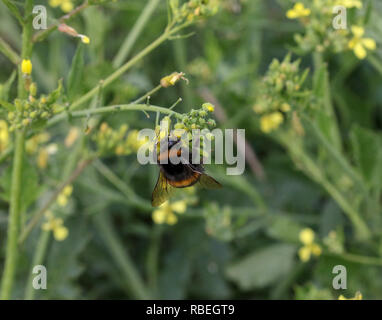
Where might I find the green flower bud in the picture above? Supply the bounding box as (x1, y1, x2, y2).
(8, 112, 15, 120)
(199, 110, 207, 117)
(29, 82, 37, 96)
(174, 122, 185, 129)
(30, 111, 37, 119)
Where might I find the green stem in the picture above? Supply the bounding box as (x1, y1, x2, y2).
(146, 226, 162, 297)
(19, 157, 94, 244)
(0, 130, 25, 299)
(0, 0, 33, 299)
(211, 170, 267, 210)
(113, 0, 161, 68)
(69, 21, 186, 112)
(313, 51, 342, 150)
(173, 39, 193, 108)
(48, 103, 182, 127)
(24, 136, 86, 299)
(0, 36, 20, 64)
(324, 251, 382, 267)
(69, 32, 168, 111)
(93, 213, 150, 299)
(131, 84, 162, 104)
(24, 230, 50, 300)
(282, 137, 370, 240)
(301, 114, 368, 196)
(93, 159, 152, 211)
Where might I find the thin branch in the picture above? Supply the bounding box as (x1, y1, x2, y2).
(113, 0, 161, 68)
(131, 84, 162, 105)
(19, 157, 94, 244)
(1, 0, 24, 25)
(68, 20, 190, 112)
(32, 0, 89, 43)
(47, 103, 182, 127)
(0, 36, 20, 64)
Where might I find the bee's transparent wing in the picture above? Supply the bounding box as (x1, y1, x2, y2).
(198, 173, 222, 189)
(186, 164, 222, 189)
(151, 171, 175, 207)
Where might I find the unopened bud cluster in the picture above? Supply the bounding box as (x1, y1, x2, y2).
(7, 81, 63, 132)
(176, 103, 216, 133)
(93, 123, 147, 156)
(170, 0, 219, 24)
(253, 55, 310, 134)
(155, 103, 217, 159)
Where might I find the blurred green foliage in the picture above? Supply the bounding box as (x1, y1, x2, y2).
(0, 0, 382, 300)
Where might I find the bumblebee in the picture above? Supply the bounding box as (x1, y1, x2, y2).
(152, 137, 222, 207)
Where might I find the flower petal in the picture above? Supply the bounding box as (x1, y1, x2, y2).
(286, 9, 298, 19)
(152, 209, 166, 224)
(166, 212, 178, 225)
(298, 246, 311, 262)
(299, 228, 315, 245)
(362, 38, 376, 50)
(351, 26, 365, 38)
(354, 43, 367, 59)
(171, 201, 187, 214)
(54, 226, 69, 241)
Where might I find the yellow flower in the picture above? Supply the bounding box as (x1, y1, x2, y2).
(61, 0, 74, 13)
(338, 291, 362, 300)
(21, 59, 32, 75)
(65, 127, 80, 147)
(49, 0, 61, 7)
(260, 112, 283, 133)
(298, 246, 311, 262)
(26, 132, 51, 154)
(160, 72, 187, 87)
(298, 228, 322, 262)
(80, 35, 90, 44)
(300, 228, 315, 245)
(0, 120, 9, 152)
(152, 200, 187, 225)
(286, 2, 311, 19)
(49, 0, 74, 13)
(348, 26, 376, 60)
(37, 148, 49, 169)
(126, 129, 147, 152)
(281, 103, 291, 112)
(202, 103, 215, 112)
(54, 225, 69, 240)
(57, 185, 73, 207)
(335, 0, 362, 8)
(42, 215, 69, 241)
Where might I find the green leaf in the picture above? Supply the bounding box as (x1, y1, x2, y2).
(0, 70, 16, 102)
(67, 43, 84, 100)
(1, 0, 24, 25)
(266, 216, 303, 243)
(315, 110, 338, 146)
(350, 125, 382, 188)
(0, 99, 14, 111)
(225, 244, 296, 290)
(47, 79, 63, 104)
